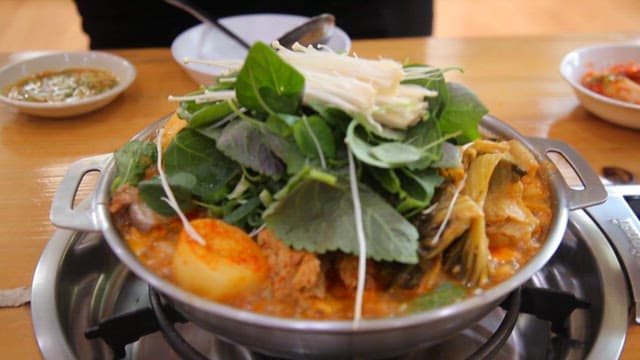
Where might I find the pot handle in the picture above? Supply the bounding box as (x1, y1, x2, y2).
(50, 154, 112, 232)
(527, 138, 607, 210)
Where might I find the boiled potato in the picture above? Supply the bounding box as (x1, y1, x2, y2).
(172, 219, 269, 301)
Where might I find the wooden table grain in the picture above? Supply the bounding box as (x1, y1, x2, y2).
(1, 34, 639, 359)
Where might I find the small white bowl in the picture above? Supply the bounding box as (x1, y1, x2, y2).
(171, 13, 352, 85)
(560, 43, 640, 129)
(0, 51, 136, 118)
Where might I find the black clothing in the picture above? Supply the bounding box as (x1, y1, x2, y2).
(73, 0, 433, 49)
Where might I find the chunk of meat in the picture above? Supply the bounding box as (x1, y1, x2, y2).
(110, 184, 168, 232)
(257, 230, 325, 299)
(335, 254, 378, 291)
(110, 184, 138, 213)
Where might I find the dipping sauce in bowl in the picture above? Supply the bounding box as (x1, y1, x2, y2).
(0, 51, 136, 118)
(5, 67, 119, 103)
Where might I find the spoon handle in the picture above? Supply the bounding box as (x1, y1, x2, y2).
(164, 0, 250, 49)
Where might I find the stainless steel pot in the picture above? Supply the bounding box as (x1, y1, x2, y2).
(49, 114, 607, 359)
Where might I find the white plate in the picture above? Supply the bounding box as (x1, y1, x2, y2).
(560, 42, 640, 130)
(171, 13, 351, 85)
(0, 51, 136, 118)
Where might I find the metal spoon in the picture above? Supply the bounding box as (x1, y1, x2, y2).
(277, 13, 335, 48)
(165, 0, 335, 49)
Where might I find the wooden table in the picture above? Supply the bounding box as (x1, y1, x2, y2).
(1, 33, 639, 359)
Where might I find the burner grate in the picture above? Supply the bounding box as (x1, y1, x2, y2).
(465, 287, 520, 360)
(83, 285, 590, 359)
(84, 292, 187, 359)
(514, 287, 590, 334)
(148, 289, 208, 360)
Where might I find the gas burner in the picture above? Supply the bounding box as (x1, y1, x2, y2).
(83, 285, 593, 360)
(83, 288, 522, 360)
(32, 186, 636, 359)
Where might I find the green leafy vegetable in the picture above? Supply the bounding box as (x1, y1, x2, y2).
(292, 115, 336, 160)
(138, 128, 240, 215)
(403, 119, 443, 170)
(177, 80, 235, 121)
(408, 282, 466, 312)
(216, 118, 291, 178)
(365, 166, 442, 216)
(346, 117, 449, 170)
(369, 142, 423, 165)
(177, 90, 207, 121)
(120, 42, 490, 267)
(265, 113, 295, 137)
(353, 113, 406, 141)
(187, 100, 234, 128)
(163, 127, 240, 202)
(223, 196, 262, 226)
(345, 121, 393, 168)
(138, 172, 196, 216)
(264, 174, 419, 264)
(235, 42, 305, 115)
(395, 168, 443, 216)
(439, 82, 488, 144)
(111, 140, 157, 192)
(402, 65, 450, 119)
(367, 167, 401, 194)
(306, 101, 352, 130)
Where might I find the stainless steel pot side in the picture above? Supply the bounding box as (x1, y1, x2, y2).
(49, 115, 607, 359)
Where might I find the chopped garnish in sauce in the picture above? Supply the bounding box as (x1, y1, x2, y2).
(4, 67, 118, 103)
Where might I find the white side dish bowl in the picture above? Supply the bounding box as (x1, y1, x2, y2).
(0, 51, 136, 118)
(560, 43, 640, 129)
(171, 13, 352, 85)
